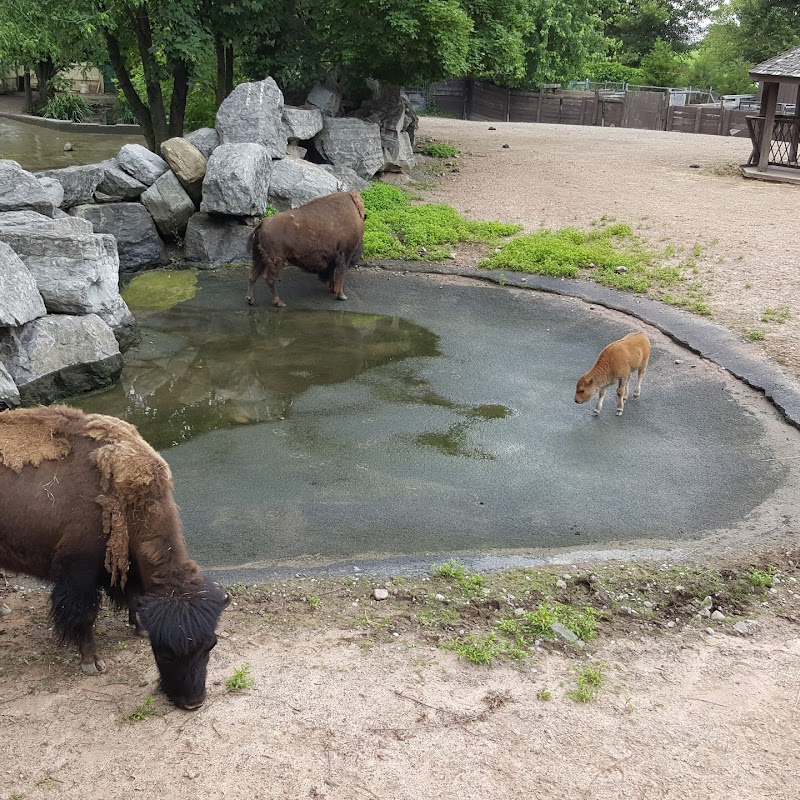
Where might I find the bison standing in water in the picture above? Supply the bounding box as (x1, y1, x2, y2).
(0, 406, 229, 709)
(246, 191, 366, 307)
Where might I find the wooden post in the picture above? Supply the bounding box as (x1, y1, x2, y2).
(758, 81, 779, 172)
(536, 92, 542, 123)
(717, 102, 725, 136)
(791, 83, 800, 164)
(694, 106, 703, 133)
(666, 104, 675, 132)
(594, 91, 602, 126)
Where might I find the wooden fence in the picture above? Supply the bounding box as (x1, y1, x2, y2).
(416, 79, 750, 138)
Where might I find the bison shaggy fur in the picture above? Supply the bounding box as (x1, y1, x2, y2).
(0, 405, 229, 709)
(246, 191, 366, 307)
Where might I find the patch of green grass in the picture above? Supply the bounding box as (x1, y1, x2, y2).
(747, 566, 775, 587)
(445, 633, 526, 665)
(568, 665, 604, 703)
(745, 328, 766, 342)
(361, 183, 520, 261)
(417, 604, 459, 628)
(497, 601, 598, 645)
(225, 663, 255, 692)
(692, 243, 703, 258)
(418, 142, 460, 158)
(262, 204, 279, 217)
(122, 270, 198, 310)
(761, 305, 791, 324)
(431, 560, 487, 599)
(661, 290, 713, 317)
(536, 686, 552, 701)
(306, 595, 321, 611)
(42, 92, 91, 122)
(122, 695, 156, 723)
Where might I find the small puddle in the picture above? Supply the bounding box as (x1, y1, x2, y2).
(74, 302, 443, 450)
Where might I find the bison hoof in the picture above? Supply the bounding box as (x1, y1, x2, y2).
(246, 296, 255, 306)
(616, 410, 624, 416)
(81, 658, 106, 675)
(336, 292, 348, 301)
(273, 300, 287, 308)
(591, 409, 600, 416)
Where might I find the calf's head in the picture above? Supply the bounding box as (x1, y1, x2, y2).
(574, 374, 596, 404)
(138, 581, 230, 710)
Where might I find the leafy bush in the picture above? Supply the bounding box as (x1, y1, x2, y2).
(361, 183, 520, 260)
(418, 141, 460, 158)
(184, 82, 218, 132)
(42, 93, 91, 122)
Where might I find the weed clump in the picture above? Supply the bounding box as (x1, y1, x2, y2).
(418, 141, 460, 158)
(225, 663, 255, 692)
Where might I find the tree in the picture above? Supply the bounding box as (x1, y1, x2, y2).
(687, 10, 757, 94)
(639, 39, 689, 87)
(732, 0, 800, 64)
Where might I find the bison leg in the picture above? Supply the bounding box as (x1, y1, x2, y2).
(593, 387, 607, 415)
(266, 264, 287, 308)
(616, 378, 629, 416)
(329, 254, 349, 301)
(246, 262, 264, 306)
(633, 365, 647, 398)
(50, 564, 106, 674)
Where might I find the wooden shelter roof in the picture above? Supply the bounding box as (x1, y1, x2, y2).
(750, 45, 800, 83)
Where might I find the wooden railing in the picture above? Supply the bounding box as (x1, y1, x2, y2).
(746, 115, 800, 168)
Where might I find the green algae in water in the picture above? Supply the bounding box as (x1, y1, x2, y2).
(470, 404, 511, 420)
(122, 270, 199, 310)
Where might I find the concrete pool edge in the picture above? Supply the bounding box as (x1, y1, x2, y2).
(373, 261, 800, 430)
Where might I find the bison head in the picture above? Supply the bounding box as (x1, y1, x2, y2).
(137, 581, 230, 710)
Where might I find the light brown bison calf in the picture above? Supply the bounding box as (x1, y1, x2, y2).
(246, 191, 366, 308)
(574, 331, 651, 416)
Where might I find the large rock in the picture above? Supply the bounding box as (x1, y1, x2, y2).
(184, 213, 256, 266)
(267, 159, 342, 211)
(0, 211, 138, 348)
(140, 170, 195, 240)
(36, 176, 64, 209)
(318, 164, 370, 192)
(35, 164, 105, 208)
(381, 130, 416, 173)
(68, 202, 166, 271)
(216, 78, 286, 158)
(200, 143, 272, 217)
(0, 314, 122, 405)
(0, 360, 20, 409)
(160, 137, 206, 206)
(100, 296, 141, 352)
(282, 106, 324, 141)
(0, 241, 47, 327)
(306, 83, 342, 116)
(0, 160, 55, 216)
(185, 127, 220, 159)
(117, 143, 169, 186)
(96, 160, 147, 200)
(314, 118, 385, 180)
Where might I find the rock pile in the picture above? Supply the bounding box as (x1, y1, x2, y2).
(0, 77, 417, 407)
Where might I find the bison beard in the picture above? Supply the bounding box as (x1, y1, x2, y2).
(0, 405, 229, 710)
(247, 191, 367, 308)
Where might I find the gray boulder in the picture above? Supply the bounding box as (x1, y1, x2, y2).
(267, 159, 342, 211)
(35, 164, 105, 208)
(381, 130, 416, 173)
(314, 118, 385, 179)
(0, 361, 20, 409)
(184, 213, 256, 266)
(285, 145, 308, 160)
(0, 241, 47, 327)
(0, 314, 122, 405)
(306, 83, 342, 116)
(185, 127, 220, 159)
(160, 137, 206, 206)
(97, 160, 147, 200)
(99, 296, 141, 352)
(0, 211, 137, 347)
(36, 176, 65, 208)
(140, 170, 195, 240)
(282, 106, 324, 141)
(0, 160, 55, 216)
(117, 143, 169, 186)
(200, 143, 272, 217)
(216, 78, 286, 158)
(318, 164, 370, 192)
(68, 202, 166, 271)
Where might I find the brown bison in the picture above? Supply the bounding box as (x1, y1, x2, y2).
(574, 331, 651, 416)
(246, 191, 366, 307)
(0, 405, 229, 710)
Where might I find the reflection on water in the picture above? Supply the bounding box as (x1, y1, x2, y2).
(0, 118, 145, 171)
(74, 307, 442, 449)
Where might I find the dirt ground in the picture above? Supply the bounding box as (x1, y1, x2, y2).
(3, 118, 800, 799)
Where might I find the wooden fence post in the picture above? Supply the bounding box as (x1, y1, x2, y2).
(666, 104, 675, 132)
(694, 107, 703, 134)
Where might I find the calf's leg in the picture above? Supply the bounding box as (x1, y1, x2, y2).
(329, 253, 349, 301)
(593, 387, 607, 415)
(616, 378, 630, 416)
(633, 364, 647, 398)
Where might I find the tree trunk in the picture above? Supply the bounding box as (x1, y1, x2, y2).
(34, 58, 58, 111)
(104, 31, 156, 151)
(23, 71, 33, 114)
(168, 60, 190, 138)
(130, 6, 168, 150)
(216, 36, 235, 105)
(225, 44, 234, 98)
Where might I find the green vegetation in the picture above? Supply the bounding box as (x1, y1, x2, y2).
(745, 328, 766, 342)
(497, 601, 598, 644)
(748, 567, 775, 588)
(567, 665, 604, 703)
(306, 595, 321, 610)
(42, 93, 91, 122)
(761, 305, 791, 324)
(262, 204, 279, 218)
(225, 663, 255, 692)
(536, 686, 552, 701)
(361, 183, 520, 261)
(122, 695, 156, 723)
(121, 270, 198, 310)
(418, 142, 460, 158)
(431, 560, 487, 599)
